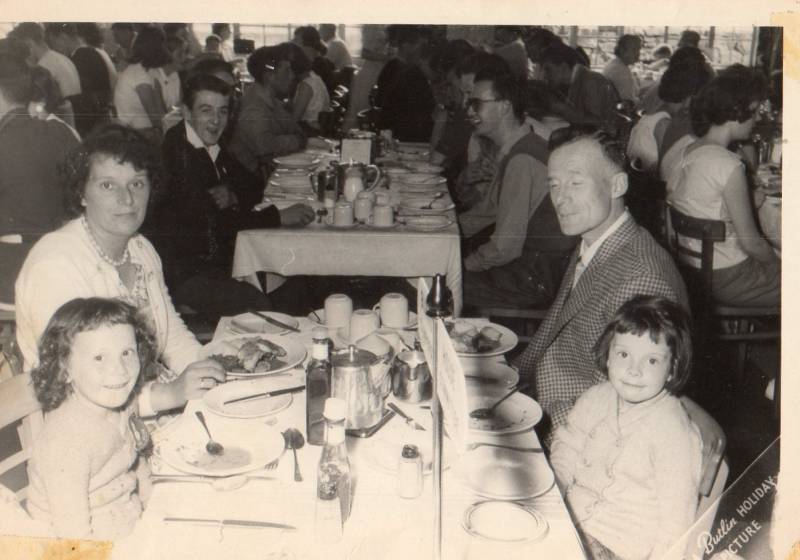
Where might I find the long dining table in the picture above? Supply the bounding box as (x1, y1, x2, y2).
(113, 315, 585, 560)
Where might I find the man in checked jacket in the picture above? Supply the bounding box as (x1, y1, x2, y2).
(515, 127, 688, 445)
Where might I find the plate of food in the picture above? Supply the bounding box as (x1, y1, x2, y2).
(400, 215, 455, 231)
(395, 173, 447, 187)
(156, 415, 285, 477)
(229, 312, 300, 335)
(273, 153, 320, 169)
(203, 377, 295, 419)
(455, 444, 554, 499)
(460, 359, 519, 388)
(204, 334, 306, 377)
(446, 320, 518, 357)
(398, 197, 454, 214)
(466, 388, 542, 434)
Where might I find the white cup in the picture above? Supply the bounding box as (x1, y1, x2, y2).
(333, 201, 354, 226)
(324, 294, 353, 328)
(354, 197, 373, 223)
(374, 292, 409, 328)
(372, 204, 394, 227)
(349, 309, 381, 342)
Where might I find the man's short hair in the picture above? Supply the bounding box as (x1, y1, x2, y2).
(549, 125, 627, 173)
(457, 52, 509, 78)
(679, 30, 701, 48)
(182, 73, 232, 109)
(9, 22, 46, 45)
(162, 23, 188, 38)
(188, 58, 235, 82)
(0, 52, 33, 105)
(473, 70, 526, 123)
(614, 34, 641, 58)
(211, 23, 230, 37)
(205, 35, 222, 47)
(76, 23, 103, 48)
(539, 41, 580, 69)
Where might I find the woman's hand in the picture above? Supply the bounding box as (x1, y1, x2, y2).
(149, 360, 226, 411)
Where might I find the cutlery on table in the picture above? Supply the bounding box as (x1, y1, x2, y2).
(387, 402, 425, 431)
(465, 442, 544, 453)
(163, 517, 296, 531)
(195, 411, 224, 455)
(346, 409, 396, 438)
(151, 473, 276, 490)
(469, 383, 530, 420)
(248, 309, 301, 333)
(283, 428, 305, 482)
(223, 385, 306, 406)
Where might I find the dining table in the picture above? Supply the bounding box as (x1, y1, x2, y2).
(112, 315, 586, 560)
(230, 150, 464, 317)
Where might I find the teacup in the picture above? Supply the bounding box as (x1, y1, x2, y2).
(324, 294, 353, 328)
(374, 327, 405, 354)
(349, 309, 381, 343)
(354, 197, 373, 223)
(333, 201, 354, 226)
(372, 204, 394, 227)
(374, 292, 409, 328)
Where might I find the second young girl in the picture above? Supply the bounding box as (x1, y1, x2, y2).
(550, 295, 703, 560)
(27, 297, 155, 539)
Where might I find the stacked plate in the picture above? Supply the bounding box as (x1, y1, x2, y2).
(269, 170, 312, 192)
(398, 196, 455, 214)
(273, 153, 320, 170)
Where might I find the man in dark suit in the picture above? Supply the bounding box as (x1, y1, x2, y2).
(151, 73, 314, 318)
(515, 128, 688, 443)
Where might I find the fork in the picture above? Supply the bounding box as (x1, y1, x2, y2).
(465, 442, 544, 453)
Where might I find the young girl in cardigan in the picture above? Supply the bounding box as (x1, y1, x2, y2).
(27, 297, 155, 539)
(550, 295, 703, 560)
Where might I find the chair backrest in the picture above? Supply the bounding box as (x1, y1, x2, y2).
(667, 205, 726, 295)
(0, 372, 43, 502)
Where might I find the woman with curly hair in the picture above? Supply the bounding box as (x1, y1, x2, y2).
(27, 297, 156, 538)
(667, 64, 779, 306)
(15, 123, 225, 415)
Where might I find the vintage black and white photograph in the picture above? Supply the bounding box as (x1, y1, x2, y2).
(0, 1, 794, 558)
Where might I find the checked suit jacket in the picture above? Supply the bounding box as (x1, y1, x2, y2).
(515, 215, 689, 442)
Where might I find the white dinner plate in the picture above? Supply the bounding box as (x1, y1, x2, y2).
(156, 416, 284, 477)
(395, 173, 446, 187)
(401, 215, 455, 231)
(447, 320, 519, 357)
(397, 184, 447, 194)
(230, 311, 300, 335)
(273, 153, 320, 169)
(404, 162, 444, 174)
(462, 501, 549, 542)
(203, 377, 294, 419)
(399, 197, 455, 213)
(268, 179, 312, 192)
(202, 334, 307, 377)
(466, 389, 543, 435)
(460, 359, 519, 388)
(455, 445, 555, 499)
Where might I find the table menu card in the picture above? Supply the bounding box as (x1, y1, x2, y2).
(340, 139, 372, 165)
(417, 278, 469, 452)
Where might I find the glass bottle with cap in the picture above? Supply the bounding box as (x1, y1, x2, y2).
(306, 327, 332, 446)
(316, 397, 352, 539)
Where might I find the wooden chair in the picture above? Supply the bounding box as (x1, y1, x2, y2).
(0, 372, 43, 503)
(670, 396, 729, 560)
(666, 206, 780, 391)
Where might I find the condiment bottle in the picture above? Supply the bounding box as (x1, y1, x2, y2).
(306, 327, 332, 446)
(315, 398, 352, 542)
(396, 444, 423, 499)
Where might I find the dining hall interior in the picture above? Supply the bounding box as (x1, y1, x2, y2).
(0, 7, 793, 560)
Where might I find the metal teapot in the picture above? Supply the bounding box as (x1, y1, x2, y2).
(331, 345, 385, 430)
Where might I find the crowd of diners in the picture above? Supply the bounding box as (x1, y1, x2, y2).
(0, 22, 781, 558)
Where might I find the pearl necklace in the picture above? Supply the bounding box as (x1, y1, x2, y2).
(81, 216, 130, 267)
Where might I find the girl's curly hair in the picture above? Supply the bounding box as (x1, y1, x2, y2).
(61, 123, 162, 218)
(31, 297, 158, 412)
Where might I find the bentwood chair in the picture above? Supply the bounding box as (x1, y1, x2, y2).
(666, 206, 780, 413)
(0, 372, 43, 503)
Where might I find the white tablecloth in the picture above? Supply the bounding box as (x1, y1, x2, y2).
(113, 318, 585, 559)
(231, 200, 463, 317)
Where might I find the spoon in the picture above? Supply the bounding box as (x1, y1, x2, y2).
(283, 429, 305, 482)
(469, 383, 529, 420)
(421, 191, 446, 210)
(195, 411, 224, 456)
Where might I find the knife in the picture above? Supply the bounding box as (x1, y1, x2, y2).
(224, 385, 306, 405)
(248, 310, 301, 333)
(164, 517, 296, 531)
(387, 402, 425, 431)
(346, 409, 396, 438)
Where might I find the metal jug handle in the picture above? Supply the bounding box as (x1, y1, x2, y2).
(366, 164, 382, 190)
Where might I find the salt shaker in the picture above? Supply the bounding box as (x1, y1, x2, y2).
(396, 444, 423, 499)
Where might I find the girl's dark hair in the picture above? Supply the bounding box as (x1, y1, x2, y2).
(690, 64, 767, 137)
(32, 297, 157, 412)
(247, 45, 286, 84)
(61, 123, 162, 218)
(130, 25, 170, 69)
(593, 295, 693, 395)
